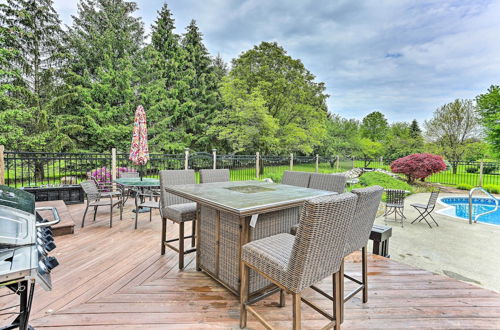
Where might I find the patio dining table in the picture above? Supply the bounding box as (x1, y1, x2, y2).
(114, 177, 160, 212)
(164, 180, 336, 297)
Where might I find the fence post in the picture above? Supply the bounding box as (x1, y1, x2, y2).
(336, 155, 340, 171)
(184, 148, 189, 170)
(290, 153, 294, 171)
(315, 154, 319, 173)
(0, 145, 4, 185)
(212, 149, 217, 169)
(352, 157, 355, 169)
(256, 152, 260, 179)
(379, 156, 383, 169)
(111, 148, 117, 190)
(479, 160, 484, 187)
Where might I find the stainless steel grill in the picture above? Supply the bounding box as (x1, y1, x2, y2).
(0, 185, 60, 330)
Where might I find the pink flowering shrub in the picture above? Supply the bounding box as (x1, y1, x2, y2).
(88, 166, 135, 186)
(390, 153, 446, 183)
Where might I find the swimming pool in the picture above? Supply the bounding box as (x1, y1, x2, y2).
(438, 197, 500, 225)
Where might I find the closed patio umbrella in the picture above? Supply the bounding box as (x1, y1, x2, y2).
(129, 105, 150, 180)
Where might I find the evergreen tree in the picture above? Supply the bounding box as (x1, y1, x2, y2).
(181, 20, 221, 151)
(58, 0, 145, 151)
(409, 119, 422, 139)
(0, 0, 75, 151)
(212, 53, 228, 82)
(138, 3, 191, 153)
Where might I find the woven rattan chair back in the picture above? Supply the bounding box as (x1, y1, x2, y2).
(80, 180, 100, 201)
(199, 169, 230, 183)
(427, 190, 440, 208)
(308, 173, 347, 193)
(159, 170, 196, 211)
(120, 171, 139, 178)
(281, 171, 311, 188)
(385, 189, 406, 206)
(288, 193, 357, 292)
(344, 186, 384, 256)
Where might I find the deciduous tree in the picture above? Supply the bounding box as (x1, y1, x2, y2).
(476, 86, 500, 158)
(424, 99, 480, 173)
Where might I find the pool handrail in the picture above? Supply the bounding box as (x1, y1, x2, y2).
(468, 187, 499, 224)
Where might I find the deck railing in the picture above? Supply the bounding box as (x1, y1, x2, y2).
(0, 147, 498, 188)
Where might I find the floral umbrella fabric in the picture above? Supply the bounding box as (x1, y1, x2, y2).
(129, 105, 150, 166)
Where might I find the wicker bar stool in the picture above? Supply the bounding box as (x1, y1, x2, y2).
(199, 169, 230, 183)
(281, 171, 311, 187)
(383, 189, 407, 227)
(80, 180, 123, 228)
(240, 193, 358, 330)
(339, 186, 383, 322)
(159, 170, 197, 269)
(308, 173, 347, 193)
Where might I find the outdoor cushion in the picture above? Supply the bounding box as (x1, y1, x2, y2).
(242, 233, 295, 288)
(164, 202, 197, 222)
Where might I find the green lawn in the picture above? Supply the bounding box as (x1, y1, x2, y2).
(4, 160, 498, 189)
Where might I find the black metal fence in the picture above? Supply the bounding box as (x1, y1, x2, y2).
(2, 150, 499, 188)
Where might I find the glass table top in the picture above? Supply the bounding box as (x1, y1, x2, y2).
(114, 177, 160, 187)
(164, 180, 336, 215)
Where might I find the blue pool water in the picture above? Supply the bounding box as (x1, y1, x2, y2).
(439, 197, 500, 225)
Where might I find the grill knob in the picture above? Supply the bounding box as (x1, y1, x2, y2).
(43, 256, 59, 271)
(44, 241, 57, 252)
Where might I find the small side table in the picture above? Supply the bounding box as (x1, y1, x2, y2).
(370, 224, 392, 258)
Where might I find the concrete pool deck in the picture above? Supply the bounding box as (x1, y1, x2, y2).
(373, 192, 500, 293)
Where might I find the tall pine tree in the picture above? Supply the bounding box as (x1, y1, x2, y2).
(181, 20, 221, 151)
(0, 0, 75, 151)
(58, 0, 145, 151)
(137, 3, 192, 152)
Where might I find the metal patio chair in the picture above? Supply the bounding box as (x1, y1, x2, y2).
(199, 169, 230, 183)
(308, 173, 347, 193)
(383, 189, 406, 227)
(240, 193, 358, 330)
(159, 170, 197, 269)
(81, 180, 123, 228)
(281, 171, 311, 188)
(411, 190, 440, 228)
(134, 188, 160, 230)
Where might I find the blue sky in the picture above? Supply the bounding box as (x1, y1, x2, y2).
(54, 0, 500, 123)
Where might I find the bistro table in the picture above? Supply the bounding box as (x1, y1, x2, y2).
(164, 180, 336, 297)
(114, 177, 160, 212)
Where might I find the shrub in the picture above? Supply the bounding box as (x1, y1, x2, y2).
(465, 166, 478, 174)
(482, 164, 498, 175)
(484, 184, 500, 194)
(456, 184, 473, 190)
(359, 172, 412, 192)
(89, 166, 135, 185)
(390, 153, 446, 183)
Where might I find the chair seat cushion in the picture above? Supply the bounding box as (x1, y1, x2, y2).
(242, 233, 295, 290)
(164, 202, 197, 222)
(411, 203, 427, 209)
(139, 200, 160, 209)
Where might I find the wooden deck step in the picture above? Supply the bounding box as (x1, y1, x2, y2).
(36, 200, 75, 236)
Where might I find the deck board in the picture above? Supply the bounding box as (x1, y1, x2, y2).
(2, 201, 500, 329)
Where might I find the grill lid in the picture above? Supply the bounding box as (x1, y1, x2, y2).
(0, 185, 35, 214)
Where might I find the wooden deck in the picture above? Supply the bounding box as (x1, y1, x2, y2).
(3, 201, 500, 329)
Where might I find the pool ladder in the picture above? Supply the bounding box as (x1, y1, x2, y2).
(468, 187, 499, 224)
